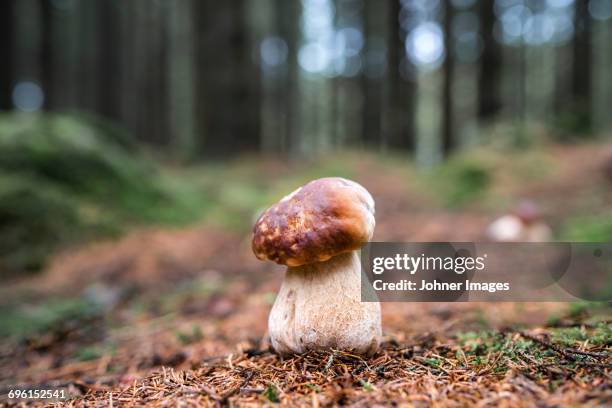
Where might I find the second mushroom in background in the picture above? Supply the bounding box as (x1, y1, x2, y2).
(252, 177, 381, 355)
(486, 200, 552, 242)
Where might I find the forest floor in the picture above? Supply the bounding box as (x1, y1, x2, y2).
(0, 142, 611, 406)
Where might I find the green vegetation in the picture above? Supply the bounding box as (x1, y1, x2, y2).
(74, 345, 106, 362)
(456, 330, 547, 370)
(591, 322, 612, 346)
(559, 215, 612, 241)
(454, 318, 612, 373)
(175, 325, 204, 345)
(0, 174, 88, 272)
(0, 297, 99, 340)
(0, 113, 194, 275)
(554, 109, 594, 141)
(430, 156, 492, 208)
(358, 379, 374, 392)
(568, 301, 597, 318)
(549, 323, 611, 347)
(264, 383, 280, 403)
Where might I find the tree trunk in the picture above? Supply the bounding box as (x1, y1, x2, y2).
(477, 0, 502, 122)
(144, 3, 169, 146)
(571, 0, 592, 132)
(76, 1, 99, 113)
(277, 0, 300, 154)
(97, 0, 121, 120)
(194, 0, 261, 157)
(361, 0, 384, 147)
(385, 0, 416, 151)
(40, 0, 54, 109)
(0, 0, 14, 110)
(441, 1, 455, 157)
(168, 0, 197, 157)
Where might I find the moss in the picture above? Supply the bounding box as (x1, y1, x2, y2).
(559, 216, 612, 242)
(0, 175, 86, 274)
(549, 323, 611, 347)
(590, 322, 612, 346)
(429, 157, 492, 208)
(0, 297, 99, 340)
(0, 113, 202, 274)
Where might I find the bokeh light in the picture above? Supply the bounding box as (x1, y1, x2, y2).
(499, 4, 532, 44)
(336, 27, 364, 57)
(589, 0, 612, 20)
(260, 37, 288, 68)
(523, 13, 556, 45)
(406, 22, 445, 69)
(12, 81, 44, 112)
(298, 43, 332, 74)
(546, 0, 574, 9)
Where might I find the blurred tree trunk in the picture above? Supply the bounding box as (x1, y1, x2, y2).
(516, 42, 527, 145)
(277, 0, 300, 153)
(51, 2, 78, 110)
(40, 0, 80, 111)
(194, 0, 261, 157)
(97, 0, 121, 120)
(144, 4, 169, 146)
(168, 0, 197, 157)
(76, 1, 99, 113)
(0, 0, 14, 110)
(384, 0, 416, 151)
(13, 1, 42, 99)
(40, 0, 54, 109)
(118, 1, 139, 138)
(361, 0, 384, 147)
(441, 1, 455, 157)
(553, 42, 572, 117)
(330, 77, 340, 147)
(571, 0, 592, 132)
(116, 1, 169, 146)
(477, 0, 502, 122)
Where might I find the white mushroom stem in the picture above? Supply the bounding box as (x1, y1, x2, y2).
(268, 251, 381, 355)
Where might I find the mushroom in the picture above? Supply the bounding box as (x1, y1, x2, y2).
(252, 177, 381, 355)
(486, 200, 552, 242)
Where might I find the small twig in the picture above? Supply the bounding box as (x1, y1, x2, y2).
(566, 349, 608, 359)
(324, 353, 335, 370)
(240, 386, 265, 394)
(516, 350, 570, 379)
(572, 361, 612, 370)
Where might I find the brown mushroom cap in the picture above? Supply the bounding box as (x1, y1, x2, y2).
(252, 177, 375, 266)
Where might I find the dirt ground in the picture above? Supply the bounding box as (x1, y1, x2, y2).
(0, 144, 610, 406)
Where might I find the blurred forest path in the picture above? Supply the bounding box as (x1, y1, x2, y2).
(31, 140, 612, 291)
